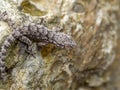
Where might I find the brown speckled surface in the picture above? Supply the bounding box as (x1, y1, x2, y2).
(0, 0, 119, 90)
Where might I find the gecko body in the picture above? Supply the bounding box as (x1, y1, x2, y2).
(0, 11, 76, 81)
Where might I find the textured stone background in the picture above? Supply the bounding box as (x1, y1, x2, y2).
(0, 0, 120, 90)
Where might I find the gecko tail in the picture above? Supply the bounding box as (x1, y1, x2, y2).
(0, 49, 8, 81)
(0, 33, 17, 81)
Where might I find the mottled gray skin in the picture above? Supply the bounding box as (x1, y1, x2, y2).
(0, 11, 76, 81)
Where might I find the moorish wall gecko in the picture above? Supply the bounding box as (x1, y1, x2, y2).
(0, 11, 76, 81)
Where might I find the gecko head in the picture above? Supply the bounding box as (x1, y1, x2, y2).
(52, 32, 76, 48)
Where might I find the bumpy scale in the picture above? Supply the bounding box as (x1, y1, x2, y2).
(0, 11, 76, 81)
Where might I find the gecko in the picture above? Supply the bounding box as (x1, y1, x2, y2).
(0, 11, 76, 81)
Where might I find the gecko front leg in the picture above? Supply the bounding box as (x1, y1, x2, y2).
(37, 42, 48, 47)
(52, 26, 63, 32)
(18, 36, 35, 57)
(36, 42, 49, 51)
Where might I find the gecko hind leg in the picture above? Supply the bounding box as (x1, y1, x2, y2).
(18, 36, 36, 58)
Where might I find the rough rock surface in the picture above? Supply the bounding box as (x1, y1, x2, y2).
(0, 0, 119, 90)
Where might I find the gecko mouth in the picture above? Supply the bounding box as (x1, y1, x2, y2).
(56, 43, 76, 49)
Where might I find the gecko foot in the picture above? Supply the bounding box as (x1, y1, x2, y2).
(25, 45, 36, 58)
